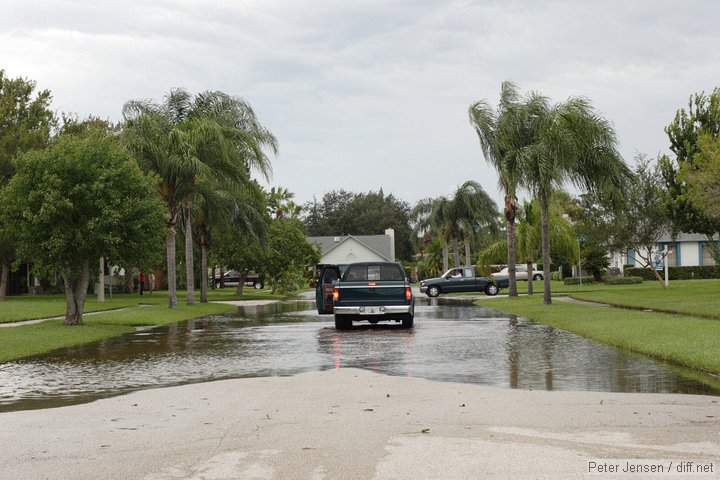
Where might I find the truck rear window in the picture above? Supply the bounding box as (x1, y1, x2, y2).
(345, 264, 404, 282)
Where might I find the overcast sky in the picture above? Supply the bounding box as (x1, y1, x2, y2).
(3, 0, 718, 209)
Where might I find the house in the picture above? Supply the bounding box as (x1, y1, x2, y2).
(612, 233, 719, 270)
(308, 228, 396, 265)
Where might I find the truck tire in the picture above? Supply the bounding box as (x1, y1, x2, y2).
(401, 314, 414, 328)
(485, 284, 499, 296)
(532, 274, 543, 280)
(254, 282, 263, 289)
(427, 285, 440, 297)
(334, 314, 352, 330)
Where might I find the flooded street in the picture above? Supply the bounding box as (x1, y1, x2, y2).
(1, 299, 718, 412)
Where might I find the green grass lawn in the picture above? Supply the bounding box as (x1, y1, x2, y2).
(566, 279, 720, 319)
(478, 284, 720, 375)
(0, 287, 286, 324)
(0, 287, 290, 362)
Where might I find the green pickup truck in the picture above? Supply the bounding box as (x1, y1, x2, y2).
(419, 267, 502, 297)
(330, 261, 415, 330)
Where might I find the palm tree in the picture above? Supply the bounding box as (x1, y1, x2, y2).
(193, 179, 267, 302)
(123, 89, 277, 307)
(478, 199, 577, 295)
(451, 181, 499, 266)
(268, 186, 302, 219)
(518, 95, 630, 304)
(412, 196, 452, 272)
(469, 82, 529, 296)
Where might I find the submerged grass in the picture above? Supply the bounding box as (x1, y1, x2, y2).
(479, 295, 720, 375)
(0, 287, 289, 362)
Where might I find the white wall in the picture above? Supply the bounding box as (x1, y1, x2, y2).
(321, 239, 386, 264)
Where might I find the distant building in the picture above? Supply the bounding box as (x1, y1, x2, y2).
(308, 228, 396, 265)
(612, 233, 719, 270)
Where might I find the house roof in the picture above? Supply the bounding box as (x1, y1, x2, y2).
(657, 232, 720, 242)
(308, 234, 392, 261)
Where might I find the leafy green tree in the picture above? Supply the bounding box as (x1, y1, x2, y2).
(615, 154, 672, 287)
(570, 191, 628, 280)
(263, 217, 319, 294)
(659, 88, 720, 256)
(0, 129, 165, 324)
(680, 132, 720, 226)
(303, 189, 413, 260)
(0, 70, 54, 300)
(123, 89, 276, 307)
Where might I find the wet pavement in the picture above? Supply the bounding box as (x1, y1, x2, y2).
(1, 298, 718, 412)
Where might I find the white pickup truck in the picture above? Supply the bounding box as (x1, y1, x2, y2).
(491, 265, 544, 282)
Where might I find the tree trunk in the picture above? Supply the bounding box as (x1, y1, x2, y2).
(199, 236, 208, 303)
(0, 261, 9, 301)
(526, 261, 534, 295)
(211, 266, 216, 290)
(506, 219, 518, 297)
(166, 227, 178, 308)
(464, 234, 472, 267)
(639, 251, 669, 288)
(452, 237, 461, 267)
(235, 274, 246, 297)
(505, 193, 518, 297)
(183, 207, 196, 306)
(61, 261, 91, 325)
(540, 198, 552, 305)
(97, 257, 105, 303)
(442, 241, 449, 273)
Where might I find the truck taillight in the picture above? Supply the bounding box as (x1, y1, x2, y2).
(333, 287, 339, 302)
(405, 287, 412, 300)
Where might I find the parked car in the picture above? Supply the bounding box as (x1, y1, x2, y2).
(214, 270, 264, 289)
(491, 265, 543, 282)
(419, 267, 500, 297)
(332, 262, 414, 329)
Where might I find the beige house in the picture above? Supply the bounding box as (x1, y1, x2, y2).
(308, 228, 396, 265)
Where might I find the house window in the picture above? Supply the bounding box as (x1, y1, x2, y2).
(702, 242, 718, 266)
(656, 243, 677, 267)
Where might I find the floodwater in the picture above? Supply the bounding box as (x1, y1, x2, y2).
(1, 298, 718, 412)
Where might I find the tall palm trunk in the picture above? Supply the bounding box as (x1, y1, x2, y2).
(0, 261, 9, 301)
(452, 237, 461, 267)
(526, 261, 534, 295)
(442, 241, 449, 272)
(199, 227, 209, 303)
(61, 260, 91, 325)
(539, 196, 552, 305)
(166, 206, 179, 308)
(183, 206, 196, 306)
(464, 234, 472, 267)
(505, 193, 518, 297)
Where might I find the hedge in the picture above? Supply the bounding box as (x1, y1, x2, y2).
(563, 276, 596, 285)
(601, 275, 643, 285)
(625, 265, 720, 280)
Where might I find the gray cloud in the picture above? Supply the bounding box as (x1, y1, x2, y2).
(3, 0, 719, 209)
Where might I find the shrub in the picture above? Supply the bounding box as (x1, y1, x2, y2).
(563, 276, 596, 285)
(601, 275, 643, 285)
(625, 265, 720, 280)
(550, 271, 563, 281)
